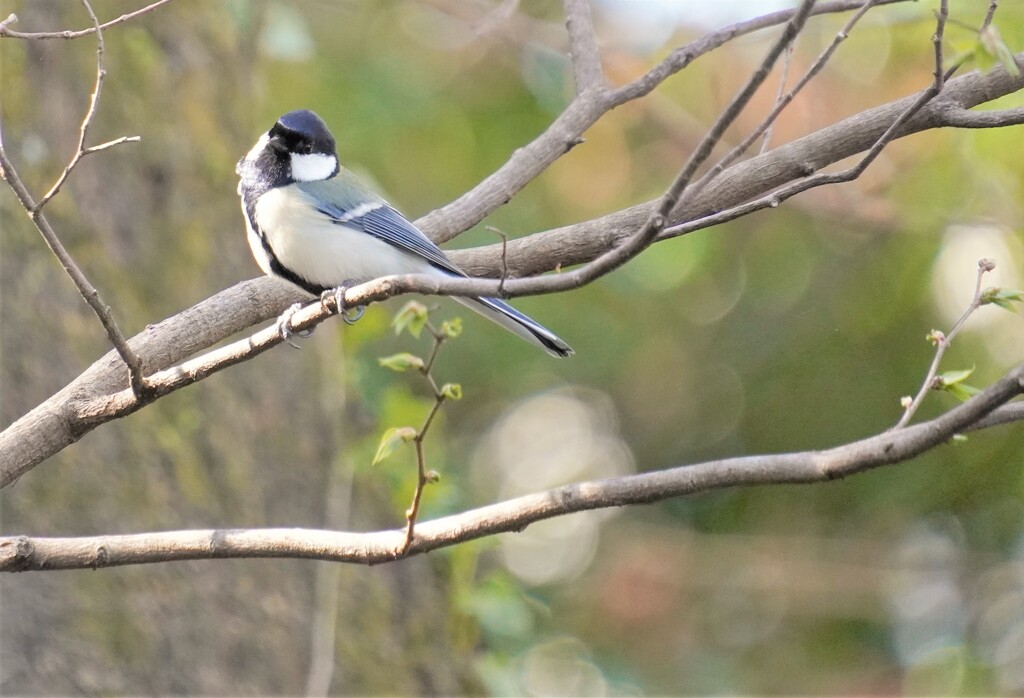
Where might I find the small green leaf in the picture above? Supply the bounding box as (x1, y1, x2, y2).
(936, 366, 975, 387)
(972, 40, 996, 73)
(980, 287, 1024, 311)
(392, 301, 429, 338)
(440, 383, 463, 401)
(979, 25, 1021, 77)
(372, 426, 417, 465)
(441, 317, 463, 338)
(378, 353, 425, 372)
(944, 382, 982, 402)
(425, 469, 441, 484)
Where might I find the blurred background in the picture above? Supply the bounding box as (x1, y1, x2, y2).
(2, 0, 1024, 694)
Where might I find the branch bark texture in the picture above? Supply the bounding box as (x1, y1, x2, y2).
(3, 364, 1021, 571)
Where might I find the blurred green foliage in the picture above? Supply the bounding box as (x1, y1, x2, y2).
(2, 0, 1024, 695)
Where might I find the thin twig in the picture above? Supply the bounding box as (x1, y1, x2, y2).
(0, 1, 148, 395)
(760, 44, 794, 154)
(486, 225, 511, 296)
(894, 258, 994, 429)
(84, 135, 141, 154)
(0, 0, 173, 40)
(982, 1, 998, 31)
(35, 0, 110, 212)
(941, 105, 1024, 127)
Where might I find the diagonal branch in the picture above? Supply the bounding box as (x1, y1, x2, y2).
(0, 0, 148, 395)
(2, 364, 1021, 572)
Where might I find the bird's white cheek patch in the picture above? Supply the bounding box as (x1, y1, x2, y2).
(290, 153, 338, 182)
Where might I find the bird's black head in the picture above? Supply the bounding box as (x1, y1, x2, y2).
(237, 109, 339, 195)
(269, 110, 337, 159)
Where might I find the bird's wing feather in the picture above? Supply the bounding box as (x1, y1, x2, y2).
(297, 175, 465, 277)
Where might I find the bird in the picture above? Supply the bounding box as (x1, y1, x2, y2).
(236, 109, 573, 358)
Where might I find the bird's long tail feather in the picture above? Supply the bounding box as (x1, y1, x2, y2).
(451, 296, 573, 358)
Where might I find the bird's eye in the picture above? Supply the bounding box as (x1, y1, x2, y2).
(300, 143, 313, 154)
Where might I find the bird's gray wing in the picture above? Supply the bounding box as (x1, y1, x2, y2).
(297, 176, 465, 277)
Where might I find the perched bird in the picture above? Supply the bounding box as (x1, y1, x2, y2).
(236, 109, 573, 357)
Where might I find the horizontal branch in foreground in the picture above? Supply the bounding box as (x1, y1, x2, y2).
(3, 365, 1021, 572)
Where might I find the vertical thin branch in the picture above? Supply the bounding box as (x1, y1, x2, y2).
(760, 44, 794, 154)
(564, 0, 605, 94)
(982, 1, 998, 31)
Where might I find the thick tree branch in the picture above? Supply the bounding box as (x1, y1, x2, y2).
(2, 364, 1021, 572)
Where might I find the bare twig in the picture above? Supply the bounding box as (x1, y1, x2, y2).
(760, 44, 794, 154)
(34, 0, 137, 211)
(471, 0, 820, 296)
(0, 0, 148, 395)
(83, 135, 142, 154)
(895, 258, 995, 429)
(485, 225, 511, 296)
(2, 363, 1021, 572)
(0, 142, 148, 396)
(940, 105, 1024, 127)
(982, 1, 998, 31)
(0, 0, 173, 40)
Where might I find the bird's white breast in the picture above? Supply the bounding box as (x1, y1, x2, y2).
(253, 186, 435, 288)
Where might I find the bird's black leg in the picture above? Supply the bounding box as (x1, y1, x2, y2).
(320, 281, 365, 326)
(276, 302, 313, 349)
